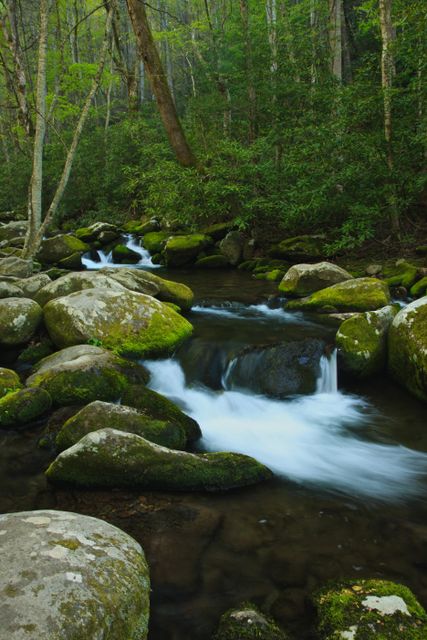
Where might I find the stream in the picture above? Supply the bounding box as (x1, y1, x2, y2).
(1, 237, 427, 639)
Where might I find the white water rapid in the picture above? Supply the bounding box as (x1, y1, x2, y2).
(82, 234, 159, 269)
(145, 356, 427, 501)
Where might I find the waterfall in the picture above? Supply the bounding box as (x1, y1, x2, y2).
(82, 233, 159, 270)
(124, 234, 159, 268)
(316, 349, 338, 394)
(81, 249, 113, 269)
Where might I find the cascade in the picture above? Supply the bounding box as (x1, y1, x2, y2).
(316, 349, 338, 394)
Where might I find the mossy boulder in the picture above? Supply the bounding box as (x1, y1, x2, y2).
(0, 367, 22, 398)
(75, 222, 120, 243)
(0, 220, 27, 242)
(0, 297, 42, 345)
(15, 273, 51, 299)
(112, 243, 141, 264)
(254, 269, 285, 281)
(46, 428, 272, 491)
(385, 260, 419, 289)
(57, 252, 83, 270)
(142, 231, 170, 254)
(388, 297, 427, 402)
(410, 277, 427, 298)
(336, 305, 397, 378)
(279, 262, 353, 297)
(0, 510, 150, 640)
(219, 231, 244, 266)
(35, 271, 127, 306)
(26, 344, 148, 407)
(270, 234, 325, 261)
(122, 384, 201, 442)
(101, 267, 194, 310)
(56, 400, 187, 451)
(0, 280, 23, 298)
(37, 234, 89, 265)
(0, 387, 52, 427)
(202, 221, 235, 241)
(214, 603, 288, 640)
(164, 234, 213, 267)
(17, 338, 54, 365)
(124, 219, 160, 235)
(0, 256, 33, 278)
(314, 579, 427, 640)
(285, 278, 390, 313)
(43, 288, 193, 357)
(194, 255, 230, 269)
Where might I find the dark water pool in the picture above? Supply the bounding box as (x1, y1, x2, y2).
(1, 268, 427, 639)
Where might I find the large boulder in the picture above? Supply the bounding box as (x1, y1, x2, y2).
(314, 579, 427, 640)
(214, 603, 288, 640)
(0, 387, 51, 427)
(279, 262, 353, 297)
(142, 231, 170, 254)
(219, 231, 245, 266)
(225, 339, 325, 397)
(111, 243, 141, 264)
(56, 401, 187, 451)
(37, 234, 89, 264)
(0, 510, 150, 640)
(15, 273, 51, 299)
(0, 281, 23, 298)
(164, 234, 213, 267)
(0, 221, 27, 242)
(46, 428, 273, 491)
(35, 271, 128, 306)
(101, 267, 194, 310)
(0, 297, 42, 345)
(75, 222, 120, 244)
(388, 297, 427, 402)
(285, 278, 390, 313)
(336, 305, 397, 378)
(0, 256, 33, 278)
(270, 234, 325, 261)
(26, 344, 148, 406)
(202, 221, 235, 241)
(43, 288, 193, 357)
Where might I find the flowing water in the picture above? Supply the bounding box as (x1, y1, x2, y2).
(82, 233, 160, 269)
(1, 265, 427, 639)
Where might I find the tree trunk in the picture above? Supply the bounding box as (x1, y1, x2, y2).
(240, 0, 257, 143)
(23, 0, 49, 257)
(379, 0, 400, 236)
(126, 0, 197, 168)
(329, 0, 343, 82)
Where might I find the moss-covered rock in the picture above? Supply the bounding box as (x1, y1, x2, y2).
(0, 367, 22, 398)
(35, 271, 127, 306)
(56, 400, 187, 451)
(0, 387, 51, 427)
(201, 221, 235, 241)
(314, 579, 427, 640)
(0, 256, 32, 278)
(17, 338, 55, 365)
(336, 305, 397, 378)
(410, 277, 427, 298)
(112, 243, 141, 264)
(124, 219, 160, 235)
(122, 384, 201, 442)
(164, 234, 213, 267)
(57, 252, 83, 270)
(214, 603, 288, 640)
(0, 280, 23, 298)
(0, 221, 27, 242)
(388, 297, 427, 402)
(194, 255, 230, 269)
(385, 260, 419, 289)
(75, 222, 120, 243)
(0, 297, 43, 345)
(219, 231, 244, 266)
(279, 262, 353, 297)
(15, 273, 51, 299)
(254, 269, 285, 281)
(0, 510, 150, 640)
(270, 234, 325, 261)
(285, 278, 390, 313)
(238, 260, 258, 272)
(26, 344, 148, 407)
(44, 288, 193, 357)
(142, 231, 170, 253)
(46, 428, 272, 491)
(37, 234, 89, 265)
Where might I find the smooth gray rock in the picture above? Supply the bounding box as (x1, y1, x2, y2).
(0, 297, 42, 345)
(0, 510, 150, 640)
(279, 262, 353, 297)
(0, 256, 33, 278)
(0, 281, 23, 299)
(15, 273, 51, 299)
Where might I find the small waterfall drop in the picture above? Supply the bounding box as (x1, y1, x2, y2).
(316, 349, 338, 394)
(124, 234, 159, 268)
(82, 233, 159, 269)
(82, 249, 113, 269)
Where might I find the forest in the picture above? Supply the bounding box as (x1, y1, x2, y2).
(1, 2, 427, 640)
(0, 0, 426, 254)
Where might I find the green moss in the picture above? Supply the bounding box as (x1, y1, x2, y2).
(269, 234, 324, 260)
(112, 244, 140, 263)
(142, 231, 169, 253)
(165, 234, 213, 267)
(286, 278, 390, 313)
(195, 255, 230, 269)
(238, 260, 258, 271)
(122, 384, 201, 442)
(0, 387, 52, 427)
(0, 368, 22, 398)
(50, 538, 81, 550)
(410, 277, 427, 298)
(214, 603, 287, 640)
(385, 261, 419, 289)
(254, 269, 285, 282)
(314, 579, 427, 640)
(17, 339, 54, 365)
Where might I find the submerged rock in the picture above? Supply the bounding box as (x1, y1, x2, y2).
(225, 339, 325, 397)
(26, 344, 148, 407)
(336, 305, 397, 378)
(285, 278, 390, 313)
(388, 297, 427, 403)
(314, 579, 427, 640)
(214, 603, 288, 640)
(43, 288, 193, 357)
(56, 400, 187, 451)
(279, 262, 353, 297)
(46, 428, 273, 491)
(0, 387, 51, 427)
(0, 297, 42, 345)
(164, 234, 213, 267)
(37, 234, 89, 265)
(0, 509, 150, 639)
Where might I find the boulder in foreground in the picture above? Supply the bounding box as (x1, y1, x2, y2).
(0, 510, 149, 640)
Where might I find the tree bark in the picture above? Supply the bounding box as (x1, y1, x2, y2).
(329, 0, 343, 82)
(126, 0, 197, 167)
(240, 0, 257, 142)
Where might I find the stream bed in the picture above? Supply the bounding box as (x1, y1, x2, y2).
(1, 263, 427, 639)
